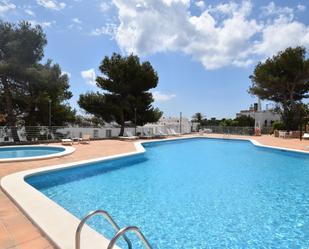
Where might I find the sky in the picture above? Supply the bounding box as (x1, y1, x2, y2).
(1, 0, 309, 119)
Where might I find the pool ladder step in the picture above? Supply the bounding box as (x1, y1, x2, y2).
(75, 210, 152, 249)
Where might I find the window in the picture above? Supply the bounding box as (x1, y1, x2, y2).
(106, 129, 112, 138)
(93, 130, 99, 138)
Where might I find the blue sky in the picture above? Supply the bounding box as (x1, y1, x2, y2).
(1, 0, 309, 119)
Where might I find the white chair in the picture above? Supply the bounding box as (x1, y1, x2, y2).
(17, 130, 28, 142)
(279, 131, 288, 138)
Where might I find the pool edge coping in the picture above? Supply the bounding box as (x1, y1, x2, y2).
(1, 135, 309, 249)
(0, 144, 76, 163)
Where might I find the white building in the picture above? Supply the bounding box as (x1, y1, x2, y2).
(155, 116, 192, 133)
(236, 100, 281, 128)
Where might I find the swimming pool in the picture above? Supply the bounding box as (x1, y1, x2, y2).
(0, 145, 74, 162)
(26, 138, 309, 248)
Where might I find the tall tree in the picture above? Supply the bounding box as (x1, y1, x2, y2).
(192, 112, 204, 124)
(0, 21, 75, 141)
(192, 112, 205, 130)
(79, 53, 162, 136)
(0, 21, 47, 128)
(21, 60, 75, 126)
(249, 47, 309, 130)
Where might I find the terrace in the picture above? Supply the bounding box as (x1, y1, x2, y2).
(1, 134, 309, 249)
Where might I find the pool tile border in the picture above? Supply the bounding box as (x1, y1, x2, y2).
(1, 136, 309, 249)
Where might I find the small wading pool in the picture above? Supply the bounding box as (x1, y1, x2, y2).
(25, 138, 309, 248)
(0, 145, 74, 162)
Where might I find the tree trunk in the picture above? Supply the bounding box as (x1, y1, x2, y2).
(118, 110, 125, 136)
(119, 123, 125, 136)
(1, 77, 20, 142)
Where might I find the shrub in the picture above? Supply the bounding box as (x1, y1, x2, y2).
(272, 121, 285, 131)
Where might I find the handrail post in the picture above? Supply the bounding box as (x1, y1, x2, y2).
(107, 226, 152, 249)
(75, 210, 132, 249)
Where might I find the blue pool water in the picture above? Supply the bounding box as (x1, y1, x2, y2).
(0, 146, 64, 159)
(27, 138, 309, 248)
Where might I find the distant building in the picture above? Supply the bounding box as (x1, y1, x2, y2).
(157, 116, 191, 133)
(236, 100, 281, 128)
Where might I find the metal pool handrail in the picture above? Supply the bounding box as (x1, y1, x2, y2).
(75, 210, 132, 249)
(107, 226, 152, 249)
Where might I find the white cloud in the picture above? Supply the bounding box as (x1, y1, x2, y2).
(102, 0, 309, 70)
(90, 23, 117, 36)
(153, 91, 176, 101)
(0, 0, 16, 16)
(25, 9, 36, 17)
(261, 1, 294, 21)
(61, 71, 71, 78)
(72, 17, 82, 24)
(253, 18, 309, 56)
(69, 18, 83, 30)
(195, 1, 205, 10)
(81, 69, 96, 86)
(36, 0, 66, 11)
(29, 20, 56, 28)
(297, 4, 306, 12)
(100, 2, 111, 12)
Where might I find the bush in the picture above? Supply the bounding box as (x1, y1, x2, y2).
(272, 121, 285, 131)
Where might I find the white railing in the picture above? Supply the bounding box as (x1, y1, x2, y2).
(0, 124, 191, 144)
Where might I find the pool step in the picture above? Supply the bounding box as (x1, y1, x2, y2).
(75, 209, 152, 249)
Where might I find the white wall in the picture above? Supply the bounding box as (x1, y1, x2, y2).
(237, 111, 281, 127)
(254, 111, 281, 127)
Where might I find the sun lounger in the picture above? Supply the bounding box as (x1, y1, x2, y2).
(153, 134, 166, 139)
(61, 138, 73, 145)
(169, 128, 181, 136)
(139, 130, 153, 139)
(80, 134, 91, 144)
(302, 133, 309, 139)
(167, 128, 176, 136)
(119, 131, 138, 140)
(152, 128, 167, 138)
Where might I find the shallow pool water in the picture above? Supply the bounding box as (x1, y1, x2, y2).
(27, 138, 309, 248)
(0, 146, 64, 159)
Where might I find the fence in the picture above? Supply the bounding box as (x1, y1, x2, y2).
(0, 126, 133, 144)
(201, 126, 273, 136)
(0, 125, 273, 145)
(0, 124, 190, 145)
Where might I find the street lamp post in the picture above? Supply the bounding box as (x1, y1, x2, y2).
(180, 112, 182, 134)
(134, 108, 137, 136)
(48, 99, 52, 127)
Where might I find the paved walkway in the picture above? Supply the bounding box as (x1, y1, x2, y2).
(0, 135, 308, 249)
(205, 133, 309, 151)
